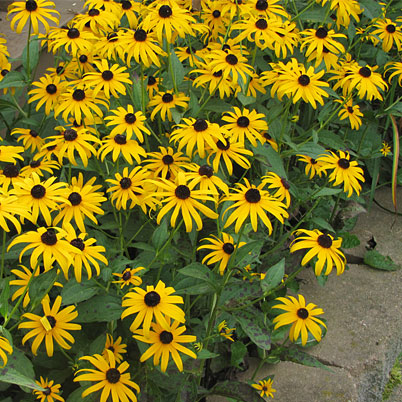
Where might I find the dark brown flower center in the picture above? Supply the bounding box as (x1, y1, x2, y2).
(222, 242, 235, 254)
(298, 74, 310, 86)
(88, 8, 100, 16)
(106, 368, 121, 384)
(263, 132, 271, 140)
(79, 54, 88, 63)
(217, 139, 230, 150)
(125, 113, 136, 124)
(25, 0, 38, 11)
(213, 70, 223, 77)
(68, 192, 82, 206)
(175, 185, 190, 199)
(107, 32, 118, 42)
(147, 76, 156, 86)
(297, 308, 309, 319)
(102, 70, 114, 81)
(72, 89, 85, 101)
(281, 178, 290, 190)
(245, 188, 261, 203)
(71, 238, 85, 251)
(338, 158, 350, 169)
(1, 69, 8, 77)
(43, 387, 52, 396)
(162, 154, 174, 165)
(56, 66, 65, 75)
(317, 234, 333, 248)
(108, 346, 115, 352)
(162, 93, 174, 103)
(315, 27, 328, 38)
(160, 331, 174, 344)
(46, 84, 57, 94)
(212, 10, 221, 18)
(120, 177, 132, 189)
(193, 119, 208, 132)
(159, 5, 172, 18)
(3, 164, 19, 178)
(46, 315, 56, 327)
(64, 129, 78, 141)
(67, 28, 80, 39)
(114, 134, 127, 145)
(41, 229, 57, 246)
(237, 116, 250, 127)
(347, 106, 354, 113)
(31, 184, 46, 199)
(144, 291, 161, 307)
(199, 165, 213, 177)
(256, 0, 268, 10)
(122, 0, 132, 10)
(122, 270, 131, 281)
(225, 54, 238, 65)
(134, 29, 147, 42)
(255, 19, 268, 30)
(359, 67, 371, 78)
(386, 24, 396, 34)
(30, 160, 41, 168)
(222, 44, 231, 52)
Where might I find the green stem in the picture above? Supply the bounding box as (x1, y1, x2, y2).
(196, 77, 223, 117)
(1, 230, 6, 279)
(329, 192, 342, 224)
(167, 44, 178, 94)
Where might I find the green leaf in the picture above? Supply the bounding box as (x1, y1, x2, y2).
(231, 342, 247, 368)
(0, 71, 26, 89)
(22, 35, 40, 73)
(132, 242, 155, 252)
(178, 262, 215, 283)
(61, 280, 99, 306)
(174, 277, 214, 295)
(152, 218, 169, 250)
(197, 349, 220, 359)
(360, 0, 382, 19)
(237, 93, 256, 106)
(170, 51, 185, 87)
(203, 100, 232, 114)
(311, 217, 334, 232)
(296, 143, 326, 159)
(255, 143, 286, 177)
(208, 381, 265, 402)
(281, 347, 332, 371)
(76, 294, 123, 322)
(29, 269, 58, 306)
(337, 232, 360, 249)
(0, 279, 10, 318)
(311, 187, 342, 198)
(0, 99, 20, 111)
(234, 240, 264, 267)
(131, 77, 143, 111)
(66, 387, 97, 402)
(219, 279, 262, 308)
(260, 258, 285, 293)
(363, 250, 401, 271)
(318, 130, 346, 150)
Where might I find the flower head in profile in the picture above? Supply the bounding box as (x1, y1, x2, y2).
(33, 377, 64, 402)
(252, 379, 276, 399)
(300, 26, 345, 58)
(102, 334, 127, 364)
(262, 172, 291, 207)
(133, 317, 196, 372)
(11, 128, 44, 153)
(19, 295, 81, 356)
(297, 155, 325, 179)
(336, 98, 363, 130)
(0, 336, 13, 368)
(10, 265, 40, 308)
(290, 229, 346, 276)
(0, 190, 31, 233)
(0, 145, 24, 164)
(273, 294, 326, 346)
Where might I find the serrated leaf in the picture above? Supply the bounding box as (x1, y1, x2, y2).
(61, 280, 99, 306)
(363, 250, 401, 271)
(208, 381, 265, 402)
(260, 258, 284, 293)
(281, 347, 332, 371)
(76, 294, 123, 322)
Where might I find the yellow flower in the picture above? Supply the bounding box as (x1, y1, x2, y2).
(113, 267, 144, 289)
(252, 379, 276, 398)
(102, 334, 127, 364)
(33, 377, 64, 402)
(380, 142, 391, 157)
(217, 320, 235, 342)
(0, 336, 13, 367)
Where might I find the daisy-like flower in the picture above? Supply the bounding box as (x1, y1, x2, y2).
(118, 0, 140, 28)
(300, 26, 346, 58)
(380, 142, 391, 157)
(74, 8, 119, 35)
(7, 226, 76, 272)
(222, 107, 268, 147)
(307, 46, 340, 71)
(102, 334, 127, 364)
(0, 336, 12, 367)
(272, 294, 326, 346)
(64, 227, 108, 282)
(106, 166, 150, 210)
(221, 178, 289, 233)
(146, 75, 161, 98)
(250, 0, 289, 19)
(261, 132, 278, 151)
(252, 379, 276, 399)
(386, 62, 402, 86)
(220, 0, 253, 19)
(33, 377, 64, 402)
(170, 118, 225, 159)
(133, 317, 196, 372)
(11, 128, 43, 153)
(28, 74, 67, 115)
(19, 295, 81, 356)
(318, 0, 362, 29)
(151, 171, 219, 232)
(83, 0, 121, 14)
(198, 232, 246, 275)
(148, 90, 189, 121)
(185, 163, 229, 196)
(0, 37, 10, 66)
(144, 146, 189, 180)
(317, 150, 365, 197)
(201, 0, 230, 40)
(12, 172, 67, 225)
(10, 265, 40, 308)
(121, 280, 185, 336)
(20, 159, 60, 177)
(92, 32, 125, 61)
(46, 61, 76, 81)
(290, 229, 346, 276)
(217, 320, 235, 342)
(0, 164, 25, 191)
(0, 145, 24, 163)
(98, 134, 147, 165)
(207, 137, 253, 176)
(8, 0, 60, 34)
(371, 19, 402, 52)
(70, 52, 99, 77)
(141, 2, 196, 43)
(82, 60, 132, 99)
(297, 155, 325, 179)
(336, 98, 363, 130)
(262, 172, 291, 207)
(74, 351, 140, 402)
(0, 191, 31, 232)
(104, 105, 150, 142)
(113, 267, 144, 289)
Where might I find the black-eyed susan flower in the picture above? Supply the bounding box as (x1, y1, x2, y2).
(220, 0, 253, 19)
(70, 52, 99, 77)
(217, 320, 235, 342)
(20, 159, 60, 177)
(260, 132, 278, 151)
(133, 317, 196, 372)
(386, 61, 402, 86)
(8, 0, 60, 34)
(0, 336, 12, 367)
(371, 19, 402, 52)
(198, 232, 246, 275)
(307, 46, 340, 71)
(201, 0, 230, 40)
(380, 142, 391, 157)
(92, 32, 125, 61)
(297, 155, 325, 179)
(250, 0, 289, 19)
(12, 172, 67, 225)
(46, 61, 76, 80)
(290, 229, 346, 276)
(0, 37, 10, 66)
(317, 150, 365, 197)
(106, 167, 150, 211)
(272, 294, 326, 346)
(222, 107, 268, 147)
(102, 334, 127, 364)
(104, 105, 150, 142)
(336, 98, 363, 130)
(0, 191, 31, 232)
(113, 267, 144, 289)
(221, 178, 289, 233)
(10, 265, 39, 308)
(151, 171, 219, 232)
(148, 90, 189, 121)
(34, 142, 63, 162)
(300, 26, 345, 58)
(34, 377, 64, 402)
(19, 295, 81, 356)
(185, 163, 229, 196)
(170, 118, 225, 159)
(122, 280, 185, 336)
(146, 75, 160, 98)
(271, 20, 299, 59)
(252, 379, 276, 399)
(74, 7, 119, 35)
(144, 146, 189, 180)
(119, 0, 140, 28)
(83, 0, 121, 14)
(8, 226, 76, 272)
(0, 145, 24, 163)
(0, 164, 25, 191)
(262, 172, 291, 207)
(11, 128, 43, 153)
